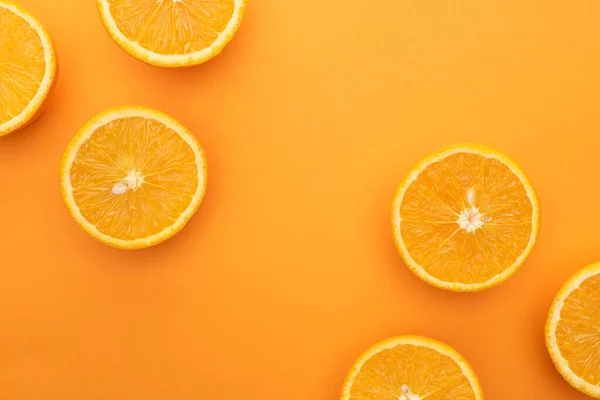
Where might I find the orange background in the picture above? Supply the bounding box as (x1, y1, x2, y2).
(1, 1, 599, 399)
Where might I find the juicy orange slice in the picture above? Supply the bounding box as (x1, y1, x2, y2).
(96, 0, 246, 67)
(341, 336, 484, 400)
(546, 263, 600, 399)
(60, 106, 207, 249)
(0, 0, 56, 136)
(391, 144, 540, 292)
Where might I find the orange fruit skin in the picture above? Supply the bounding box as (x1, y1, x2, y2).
(391, 143, 541, 292)
(0, 0, 57, 136)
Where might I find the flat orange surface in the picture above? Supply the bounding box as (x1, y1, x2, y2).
(1, 1, 599, 399)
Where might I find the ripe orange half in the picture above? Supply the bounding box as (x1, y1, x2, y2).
(0, 0, 56, 136)
(341, 336, 484, 400)
(60, 106, 207, 250)
(546, 263, 600, 399)
(96, 0, 247, 67)
(392, 144, 540, 292)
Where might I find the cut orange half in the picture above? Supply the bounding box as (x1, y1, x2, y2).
(392, 144, 540, 292)
(60, 106, 207, 250)
(546, 263, 600, 399)
(96, 0, 247, 67)
(0, 0, 56, 136)
(341, 336, 484, 400)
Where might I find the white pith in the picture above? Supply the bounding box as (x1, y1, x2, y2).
(457, 187, 491, 233)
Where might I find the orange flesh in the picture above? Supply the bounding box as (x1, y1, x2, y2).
(107, 0, 235, 55)
(70, 117, 198, 240)
(349, 344, 476, 399)
(556, 274, 600, 385)
(0, 6, 45, 124)
(400, 152, 533, 284)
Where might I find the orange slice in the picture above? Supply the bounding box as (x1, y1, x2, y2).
(96, 0, 246, 67)
(546, 263, 600, 399)
(60, 106, 207, 249)
(341, 336, 484, 400)
(0, 0, 56, 136)
(391, 144, 540, 292)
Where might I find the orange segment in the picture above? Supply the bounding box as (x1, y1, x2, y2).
(341, 336, 483, 400)
(392, 144, 540, 291)
(97, 0, 246, 67)
(546, 263, 600, 399)
(0, 0, 56, 136)
(60, 106, 207, 249)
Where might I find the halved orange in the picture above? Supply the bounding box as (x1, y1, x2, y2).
(546, 263, 600, 399)
(96, 0, 247, 67)
(60, 106, 207, 249)
(0, 0, 56, 136)
(392, 144, 540, 292)
(341, 336, 484, 400)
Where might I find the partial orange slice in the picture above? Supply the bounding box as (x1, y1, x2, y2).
(546, 263, 600, 399)
(391, 144, 540, 292)
(60, 106, 207, 249)
(0, 0, 56, 136)
(341, 336, 484, 400)
(96, 0, 246, 67)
